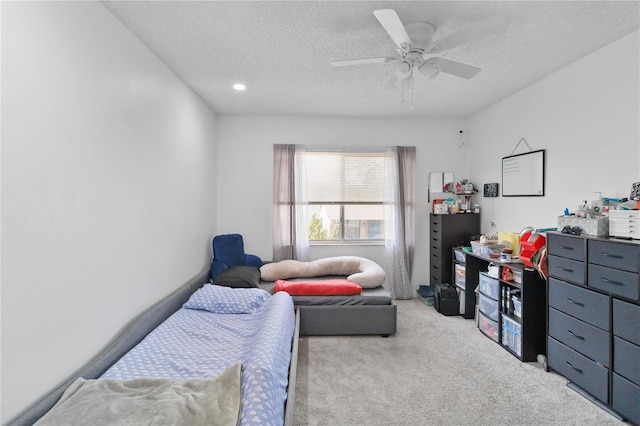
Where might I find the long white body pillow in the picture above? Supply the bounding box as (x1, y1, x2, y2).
(260, 256, 386, 289)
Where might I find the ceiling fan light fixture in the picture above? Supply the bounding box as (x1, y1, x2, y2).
(393, 60, 412, 80)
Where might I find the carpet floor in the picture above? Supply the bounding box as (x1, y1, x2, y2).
(292, 298, 623, 426)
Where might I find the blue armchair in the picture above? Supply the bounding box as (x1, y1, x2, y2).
(209, 234, 263, 281)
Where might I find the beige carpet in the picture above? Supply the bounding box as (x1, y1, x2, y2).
(292, 299, 623, 426)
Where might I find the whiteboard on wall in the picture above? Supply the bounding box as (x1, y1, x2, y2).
(502, 150, 545, 197)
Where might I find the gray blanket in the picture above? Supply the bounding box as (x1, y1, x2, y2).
(34, 362, 242, 426)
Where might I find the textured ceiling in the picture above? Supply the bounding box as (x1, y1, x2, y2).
(102, 1, 640, 118)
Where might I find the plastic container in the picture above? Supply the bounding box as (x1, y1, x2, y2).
(512, 270, 523, 284)
(512, 295, 522, 318)
(471, 241, 507, 258)
(454, 250, 466, 263)
(502, 316, 522, 356)
(478, 312, 499, 342)
(455, 264, 466, 287)
(458, 288, 465, 315)
(479, 272, 500, 299)
(471, 241, 482, 254)
(478, 292, 499, 321)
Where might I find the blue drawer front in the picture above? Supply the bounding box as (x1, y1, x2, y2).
(548, 337, 609, 403)
(548, 278, 609, 331)
(589, 264, 639, 300)
(549, 308, 609, 366)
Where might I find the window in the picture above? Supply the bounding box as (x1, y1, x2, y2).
(304, 150, 385, 243)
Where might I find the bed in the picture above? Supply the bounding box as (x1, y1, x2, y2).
(10, 272, 300, 426)
(258, 256, 397, 337)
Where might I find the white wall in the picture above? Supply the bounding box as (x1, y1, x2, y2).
(466, 30, 640, 235)
(216, 115, 467, 288)
(216, 30, 640, 292)
(1, 2, 217, 422)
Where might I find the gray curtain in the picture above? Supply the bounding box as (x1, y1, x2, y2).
(272, 144, 309, 261)
(384, 146, 416, 299)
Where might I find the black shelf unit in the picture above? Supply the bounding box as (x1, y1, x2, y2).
(465, 251, 547, 361)
(452, 248, 474, 319)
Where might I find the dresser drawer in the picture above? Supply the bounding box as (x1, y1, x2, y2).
(547, 233, 585, 261)
(609, 220, 640, 239)
(589, 264, 639, 300)
(588, 240, 640, 273)
(430, 263, 444, 281)
(549, 308, 609, 366)
(478, 293, 499, 321)
(430, 242, 443, 258)
(614, 336, 640, 385)
(548, 255, 585, 285)
(612, 373, 640, 425)
(609, 209, 640, 220)
(479, 272, 500, 300)
(430, 275, 443, 286)
(613, 299, 640, 346)
(548, 337, 609, 403)
(429, 214, 442, 226)
(548, 278, 609, 330)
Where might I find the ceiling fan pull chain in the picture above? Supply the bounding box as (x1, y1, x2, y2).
(410, 70, 414, 111)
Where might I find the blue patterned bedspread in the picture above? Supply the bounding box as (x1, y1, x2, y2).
(102, 286, 295, 425)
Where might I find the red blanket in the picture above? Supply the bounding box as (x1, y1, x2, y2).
(273, 279, 362, 296)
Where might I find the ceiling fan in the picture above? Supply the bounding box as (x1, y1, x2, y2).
(331, 9, 507, 85)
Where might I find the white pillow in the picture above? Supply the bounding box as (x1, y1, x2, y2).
(183, 284, 270, 314)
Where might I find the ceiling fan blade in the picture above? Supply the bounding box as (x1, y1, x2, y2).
(418, 61, 440, 80)
(424, 57, 481, 79)
(373, 9, 412, 50)
(426, 15, 507, 54)
(330, 57, 394, 67)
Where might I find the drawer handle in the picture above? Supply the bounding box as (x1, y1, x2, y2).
(601, 252, 623, 259)
(567, 298, 585, 307)
(566, 361, 584, 374)
(567, 330, 585, 340)
(432, 238, 439, 242)
(600, 277, 623, 286)
(433, 265, 439, 270)
(558, 245, 574, 250)
(558, 266, 574, 273)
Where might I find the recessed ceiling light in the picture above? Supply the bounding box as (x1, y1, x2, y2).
(233, 83, 246, 91)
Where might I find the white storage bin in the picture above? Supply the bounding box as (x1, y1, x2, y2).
(454, 250, 466, 263)
(502, 316, 522, 356)
(478, 293, 499, 321)
(479, 272, 500, 299)
(478, 312, 499, 342)
(471, 241, 507, 257)
(512, 295, 522, 318)
(455, 264, 466, 287)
